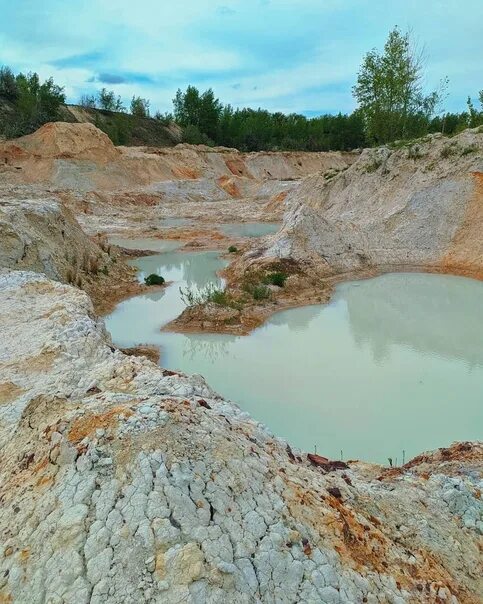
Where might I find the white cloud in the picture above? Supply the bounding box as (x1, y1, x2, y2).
(1, 0, 481, 114)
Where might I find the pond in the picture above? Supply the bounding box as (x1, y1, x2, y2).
(105, 249, 483, 463)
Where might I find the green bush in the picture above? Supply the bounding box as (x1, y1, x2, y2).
(252, 285, 271, 301)
(407, 145, 424, 159)
(182, 124, 215, 146)
(461, 144, 478, 156)
(228, 245, 238, 253)
(364, 158, 383, 173)
(144, 274, 165, 286)
(263, 271, 288, 287)
(441, 144, 457, 158)
(180, 282, 236, 308)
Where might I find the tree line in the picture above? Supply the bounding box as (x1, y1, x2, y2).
(0, 67, 65, 137)
(1, 27, 482, 148)
(172, 28, 482, 150)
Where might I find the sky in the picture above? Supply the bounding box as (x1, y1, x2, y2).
(1, 0, 482, 116)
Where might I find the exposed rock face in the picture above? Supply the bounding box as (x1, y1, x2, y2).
(0, 270, 482, 603)
(265, 130, 483, 278)
(0, 122, 353, 203)
(0, 195, 104, 282)
(0, 123, 482, 602)
(0, 194, 146, 315)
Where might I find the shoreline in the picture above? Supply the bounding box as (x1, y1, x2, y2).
(100, 234, 483, 333)
(163, 260, 483, 336)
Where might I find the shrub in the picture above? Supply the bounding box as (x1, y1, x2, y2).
(97, 88, 125, 112)
(144, 274, 165, 286)
(179, 282, 242, 309)
(461, 144, 478, 156)
(154, 111, 174, 126)
(364, 158, 382, 173)
(182, 124, 214, 146)
(228, 245, 238, 253)
(263, 271, 288, 287)
(0, 66, 18, 102)
(407, 145, 424, 159)
(79, 94, 97, 108)
(252, 285, 271, 301)
(441, 144, 457, 158)
(130, 96, 150, 118)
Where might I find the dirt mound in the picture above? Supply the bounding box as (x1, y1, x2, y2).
(0, 122, 120, 162)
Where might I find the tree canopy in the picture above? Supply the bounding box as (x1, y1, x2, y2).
(0, 68, 65, 137)
(0, 29, 481, 147)
(353, 27, 445, 144)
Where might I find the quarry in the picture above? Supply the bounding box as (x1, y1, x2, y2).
(0, 122, 482, 603)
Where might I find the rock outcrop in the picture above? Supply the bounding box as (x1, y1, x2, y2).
(264, 129, 483, 279)
(0, 269, 482, 603)
(0, 195, 105, 282)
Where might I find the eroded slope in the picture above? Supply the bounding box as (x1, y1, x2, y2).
(264, 129, 483, 278)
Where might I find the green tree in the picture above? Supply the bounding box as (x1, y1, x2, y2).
(97, 88, 125, 112)
(130, 95, 150, 117)
(173, 85, 201, 126)
(0, 66, 18, 102)
(466, 92, 483, 128)
(7, 72, 65, 136)
(154, 111, 173, 125)
(79, 94, 97, 108)
(173, 86, 222, 141)
(353, 27, 443, 143)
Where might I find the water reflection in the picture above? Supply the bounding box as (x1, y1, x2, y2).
(105, 251, 227, 348)
(131, 250, 225, 290)
(106, 251, 483, 463)
(341, 273, 483, 367)
(268, 303, 322, 332)
(177, 334, 237, 364)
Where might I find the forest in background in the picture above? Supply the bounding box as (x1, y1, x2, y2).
(1, 28, 482, 150)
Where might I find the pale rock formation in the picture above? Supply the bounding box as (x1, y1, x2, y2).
(265, 129, 483, 278)
(0, 195, 105, 282)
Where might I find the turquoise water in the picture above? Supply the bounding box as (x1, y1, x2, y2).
(105, 251, 483, 463)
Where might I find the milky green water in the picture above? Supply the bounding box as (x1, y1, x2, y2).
(105, 250, 483, 463)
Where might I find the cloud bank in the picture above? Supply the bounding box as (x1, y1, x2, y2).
(1, 0, 481, 115)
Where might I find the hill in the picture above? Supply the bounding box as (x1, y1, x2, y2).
(0, 96, 181, 148)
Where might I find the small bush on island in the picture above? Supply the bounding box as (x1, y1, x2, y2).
(144, 274, 165, 286)
(263, 271, 288, 287)
(252, 285, 271, 301)
(228, 245, 238, 253)
(180, 282, 239, 309)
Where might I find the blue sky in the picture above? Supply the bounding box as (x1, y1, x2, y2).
(1, 0, 481, 115)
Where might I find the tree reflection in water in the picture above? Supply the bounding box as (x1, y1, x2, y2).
(181, 335, 236, 364)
